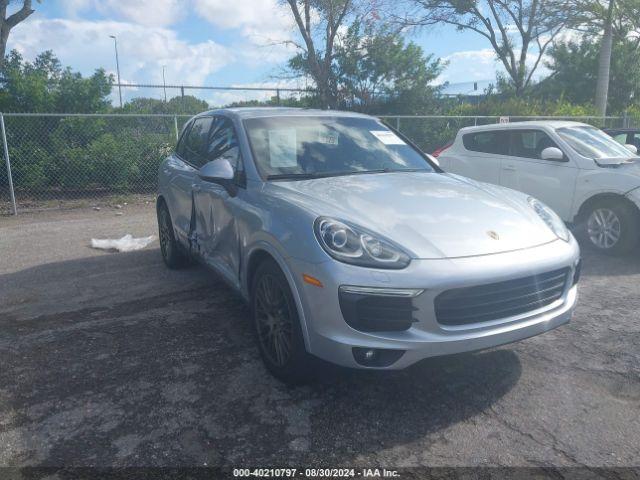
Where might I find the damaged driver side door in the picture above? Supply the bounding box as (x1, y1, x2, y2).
(192, 116, 244, 288)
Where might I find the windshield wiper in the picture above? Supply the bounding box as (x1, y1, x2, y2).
(266, 171, 349, 180)
(267, 168, 430, 181)
(346, 168, 429, 175)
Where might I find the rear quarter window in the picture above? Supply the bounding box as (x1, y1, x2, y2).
(462, 131, 508, 155)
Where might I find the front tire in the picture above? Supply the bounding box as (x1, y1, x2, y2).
(582, 200, 640, 255)
(157, 202, 191, 269)
(251, 259, 313, 385)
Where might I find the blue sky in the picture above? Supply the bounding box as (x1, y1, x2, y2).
(7, 0, 510, 105)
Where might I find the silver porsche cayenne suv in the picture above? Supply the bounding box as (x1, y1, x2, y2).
(157, 108, 581, 383)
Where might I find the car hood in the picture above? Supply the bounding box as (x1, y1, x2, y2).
(267, 172, 558, 259)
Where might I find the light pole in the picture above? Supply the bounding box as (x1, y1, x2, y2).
(162, 65, 167, 102)
(109, 35, 123, 108)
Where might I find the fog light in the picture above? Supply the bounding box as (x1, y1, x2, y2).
(352, 347, 405, 367)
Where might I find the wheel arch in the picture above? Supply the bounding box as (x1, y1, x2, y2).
(575, 192, 640, 224)
(244, 244, 312, 351)
(156, 194, 167, 211)
(246, 248, 275, 296)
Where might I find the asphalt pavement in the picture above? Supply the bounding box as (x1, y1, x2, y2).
(0, 205, 639, 469)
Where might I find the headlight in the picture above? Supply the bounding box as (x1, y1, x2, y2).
(527, 197, 570, 242)
(314, 217, 411, 269)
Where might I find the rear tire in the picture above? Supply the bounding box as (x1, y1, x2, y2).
(157, 202, 191, 269)
(251, 259, 313, 385)
(579, 199, 640, 255)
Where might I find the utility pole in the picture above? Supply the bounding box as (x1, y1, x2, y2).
(162, 65, 167, 102)
(109, 35, 123, 108)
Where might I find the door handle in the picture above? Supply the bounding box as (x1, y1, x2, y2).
(502, 165, 516, 171)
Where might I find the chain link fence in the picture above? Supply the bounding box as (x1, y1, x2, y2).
(1, 113, 191, 215)
(1, 113, 637, 215)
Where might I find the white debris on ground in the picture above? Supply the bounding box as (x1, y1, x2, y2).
(90, 234, 155, 253)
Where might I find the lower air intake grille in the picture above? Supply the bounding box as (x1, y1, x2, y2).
(339, 290, 417, 332)
(434, 268, 570, 326)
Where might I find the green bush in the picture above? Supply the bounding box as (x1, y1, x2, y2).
(88, 133, 139, 190)
(55, 145, 93, 189)
(8, 142, 49, 189)
(2, 119, 176, 193)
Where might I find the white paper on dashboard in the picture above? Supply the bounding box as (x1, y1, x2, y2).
(370, 130, 406, 145)
(269, 129, 298, 167)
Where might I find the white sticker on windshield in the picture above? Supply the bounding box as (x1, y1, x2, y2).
(370, 130, 406, 145)
(317, 131, 339, 145)
(269, 129, 297, 168)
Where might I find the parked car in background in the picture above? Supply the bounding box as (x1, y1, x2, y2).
(438, 121, 640, 254)
(157, 108, 580, 383)
(603, 128, 640, 152)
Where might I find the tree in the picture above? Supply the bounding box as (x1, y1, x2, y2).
(595, 0, 615, 115)
(0, 0, 38, 70)
(0, 50, 113, 113)
(120, 95, 210, 114)
(561, 0, 640, 115)
(535, 37, 640, 113)
(284, 0, 355, 108)
(398, 0, 568, 96)
(287, 18, 444, 114)
(333, 19, 443, 113)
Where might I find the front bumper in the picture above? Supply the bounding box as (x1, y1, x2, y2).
(287, 237, 580, 369)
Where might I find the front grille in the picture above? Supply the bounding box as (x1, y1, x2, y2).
(434, 268, 570, 326)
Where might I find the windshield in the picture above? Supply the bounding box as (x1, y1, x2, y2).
(243, 116, 435, 179)
(557, 126, 638, 160)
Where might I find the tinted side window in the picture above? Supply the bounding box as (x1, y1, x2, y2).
(463, 131, 508, 155)
(206, 117, 241, 168)
(207, 118, 239, 157)
(176, 121, 192, 158)
(510, 130, 560, 159)
(184, 117, 213, 167)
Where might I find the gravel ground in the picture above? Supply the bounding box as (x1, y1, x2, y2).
(0, 205, 639, 469)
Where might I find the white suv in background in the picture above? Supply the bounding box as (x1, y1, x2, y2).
(437, 121, 640, 254)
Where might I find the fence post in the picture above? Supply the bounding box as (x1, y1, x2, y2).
(396, 117, 400, 131)
(276, 89, 281, 106)
(623, 111, 629, 128)
(173, 115, 179, 141)
(0, 113, 17, 216)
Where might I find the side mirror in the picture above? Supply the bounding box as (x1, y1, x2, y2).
(199, 159, 234, 183)
(625, 144, 638, 155)
(541, 147, 564, 161)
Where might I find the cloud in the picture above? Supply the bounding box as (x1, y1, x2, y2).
(437, 49, 498, 84)
(437, 47, 551, 86)
(62, 0, 185, 27)
(8, 18, 232, 91)
(193, 0, 298, 63)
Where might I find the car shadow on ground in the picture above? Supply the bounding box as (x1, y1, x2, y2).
(578, 246, 640, 277)
(0, 250, 522, 467)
